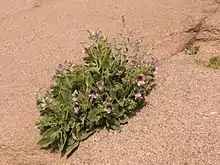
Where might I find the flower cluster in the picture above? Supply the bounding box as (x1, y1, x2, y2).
(133, 74, 146, 100)
(70, 74, 145, 115)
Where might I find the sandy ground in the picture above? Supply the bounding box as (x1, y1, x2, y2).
(0, 0, 220, 164)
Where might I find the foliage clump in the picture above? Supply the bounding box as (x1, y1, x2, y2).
(208, 56, 220, 69)
(36, 31, 155, 156)
(185, 42, 200, 55)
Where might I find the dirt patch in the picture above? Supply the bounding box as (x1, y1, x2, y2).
(182, 8, 220, 69)
(0, 0, 220, 164)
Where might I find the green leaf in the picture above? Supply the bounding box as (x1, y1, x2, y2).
(58, 131, 67, 152)
(119, 115, 129, 124)
(72, 133, 78, 141)
(79, 129, 96, 140)
(112, 109, 124, 118)
(101, 54, 110, 72)
(60, 88, 71, 103)
(76, 68, 85, 78)
(87, 109, 99, 122)
(85, 71, 93, 89)
(106, 117, 121, 130)
(39, 127, 60, 148)
(111, 124, 121, 131)
(89, 67, 100, 75)
(123, 84, 133, 97)
(66, 140, 79, 156)
(38, 137, 54, 148)
(75, 123, 82, 134)
(42, 126, 60, 138)
(117, 99, 125, 107)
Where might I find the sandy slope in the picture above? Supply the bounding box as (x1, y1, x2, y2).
(0, 0, 220, 164)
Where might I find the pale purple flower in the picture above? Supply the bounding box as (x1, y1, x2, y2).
(104, 103, 113, 114)
(88, 90, 96, 102)
(72, 90, 78, 102)
(74, 102, 80, 114)
(134, 89, 142, 100)
(136, 74, 145, 86)
(41, 97, 51, 109)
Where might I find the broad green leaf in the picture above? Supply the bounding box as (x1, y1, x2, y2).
(111, 124, 121, 131)
(76, 69, 85, 78)
(58, 131, 67, 152)
(119, 115, 129, 124)
(67, 137, 75, 145)
(106, 117, 120, 130)
(69, 120, 76, 129)
(123, 85, 133, 97)
(75, 123, 82, 134)
(60, 88, 71, 103)
(89, 67, 100, 75)
(87, 109, 99, 122)
(101, 54, 110, 72)
(64, 76, 72, 89)
(79, 113, 87, 124)
(117, 99, 125, 107)
(42, 126, 60, 138)
(38, 136, 56, 148)
(85, 71, 93, 89)
(79, 129, 96, 140)
(66, 140, 79, 156)
(72, 133, 78, 141)
(112, 109, 124, 118)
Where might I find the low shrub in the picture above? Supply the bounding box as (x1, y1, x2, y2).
(36, 31, 155, 156)
(185, 42, 200, 55)
(208, 56, 220, 69)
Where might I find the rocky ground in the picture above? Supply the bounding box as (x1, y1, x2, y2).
(0, 0, 220, 164)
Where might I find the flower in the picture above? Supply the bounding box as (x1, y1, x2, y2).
(104, 103, 113, 114)
(72, 90, 78, 102)
(88, 90, 97, 102)
(41, 97, 51, 109)
(74, 102, 80, 114)
(134, 89, 142, 99)
(136, 74, 145, 86)
(96, 81, 104, 90)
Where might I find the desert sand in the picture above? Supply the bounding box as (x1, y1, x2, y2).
(0, 0, 220, 165)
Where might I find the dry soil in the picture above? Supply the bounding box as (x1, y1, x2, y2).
(0, 0, 220, 165)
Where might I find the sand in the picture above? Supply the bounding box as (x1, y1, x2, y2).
(0, 0, 220, 164)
